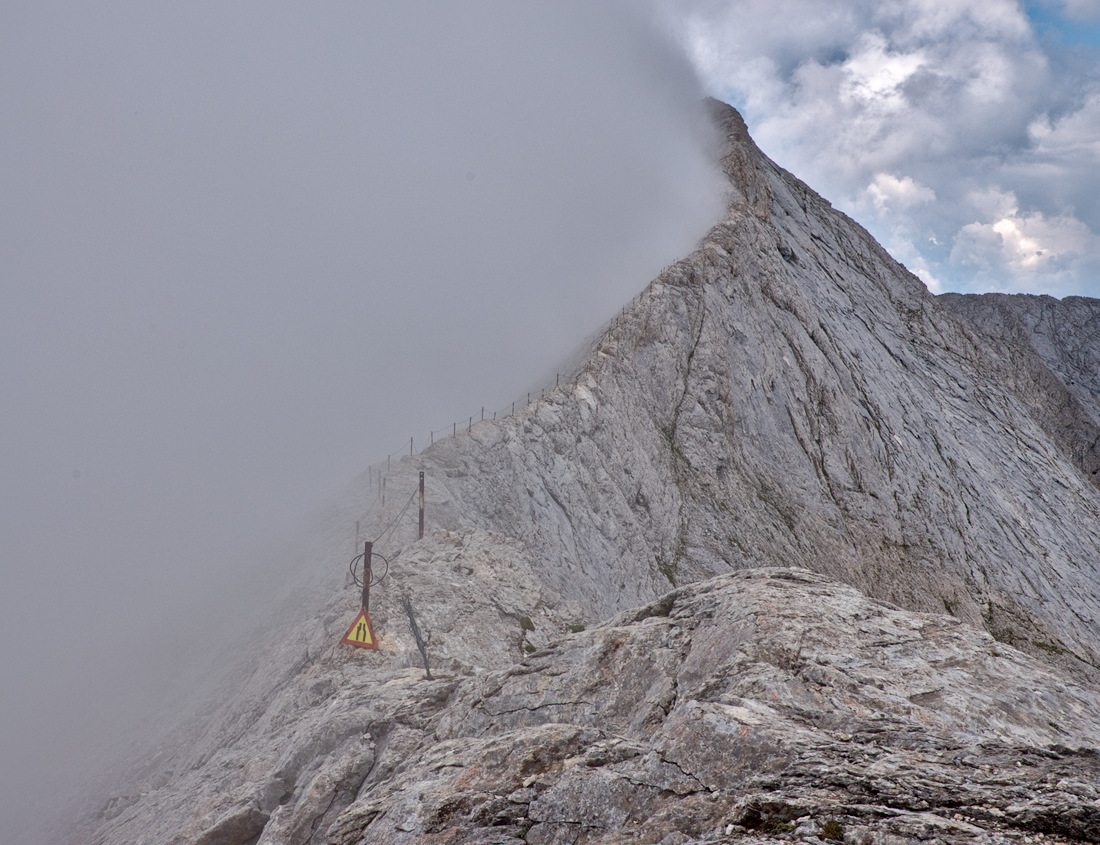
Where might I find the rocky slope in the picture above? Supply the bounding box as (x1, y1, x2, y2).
(939, 292, 1100, 488)
(77, 101, 1100, 844)
(86, 565, 1100, 845)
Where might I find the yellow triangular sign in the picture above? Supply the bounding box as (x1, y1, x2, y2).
(341, 608, 378, 649)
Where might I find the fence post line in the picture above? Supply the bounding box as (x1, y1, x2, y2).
(409, 437, 413, 456)
(382, 476, 386, 508)
(418, 471, 425, 540)
(481, 406, 484, 422)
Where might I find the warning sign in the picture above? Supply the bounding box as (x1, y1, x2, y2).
(341, 608, 378, 649)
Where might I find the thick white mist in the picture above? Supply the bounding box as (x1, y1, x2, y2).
(0, 2, 723, 840)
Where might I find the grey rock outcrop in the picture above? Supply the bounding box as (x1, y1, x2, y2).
(87, 567, 1100, 845)
(333, 568, 1100, 845)
(77, 100, 1100, 843)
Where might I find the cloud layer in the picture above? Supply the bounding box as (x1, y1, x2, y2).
(659, 0, 1100, 295)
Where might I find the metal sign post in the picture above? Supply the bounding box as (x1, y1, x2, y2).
(361, 541, 372, 612)
(418, 472, 425, 540)
(342, 540, 380, 649)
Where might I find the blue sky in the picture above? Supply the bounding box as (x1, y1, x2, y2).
(1027, 0, 1100, 45)
(662, 0, 1100, 297)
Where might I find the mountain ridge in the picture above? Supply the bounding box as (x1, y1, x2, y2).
(75, 99, 1100, 845)
(939, 291, 1100, 489)
(409, 98, 1100, 666)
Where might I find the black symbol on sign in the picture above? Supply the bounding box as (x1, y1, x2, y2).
(357, 621, 367, 641)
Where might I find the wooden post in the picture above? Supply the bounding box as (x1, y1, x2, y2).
(418, 471, 425, 540)
(362, 541, 373, 611)
(409, 437, 413, 456)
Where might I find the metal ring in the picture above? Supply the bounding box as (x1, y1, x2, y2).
(348, 550, 389, 587)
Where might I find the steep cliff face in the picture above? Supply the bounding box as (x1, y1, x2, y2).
(414, 101, 1100, 666)
(79, 102, 1100, 844)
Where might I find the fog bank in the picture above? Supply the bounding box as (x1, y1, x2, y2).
(0, 2, 722, 840)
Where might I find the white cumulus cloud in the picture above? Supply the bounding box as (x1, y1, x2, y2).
(654, 0, 1100, 296)
(950, 190, 1097, 291)
(867, 172, 937, 213)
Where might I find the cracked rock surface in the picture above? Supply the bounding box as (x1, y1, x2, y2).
(330, 568, 1100, 845)
(87, 569, 1100, 845)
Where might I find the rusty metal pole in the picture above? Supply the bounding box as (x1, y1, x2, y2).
(362, 541, 372, 611)
(418, 471, 425, 539)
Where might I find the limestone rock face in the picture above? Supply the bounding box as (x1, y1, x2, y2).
(940, 292, 1100, 488)
(78, 101, 1100, 844)
(407, 101, 1100, 667)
